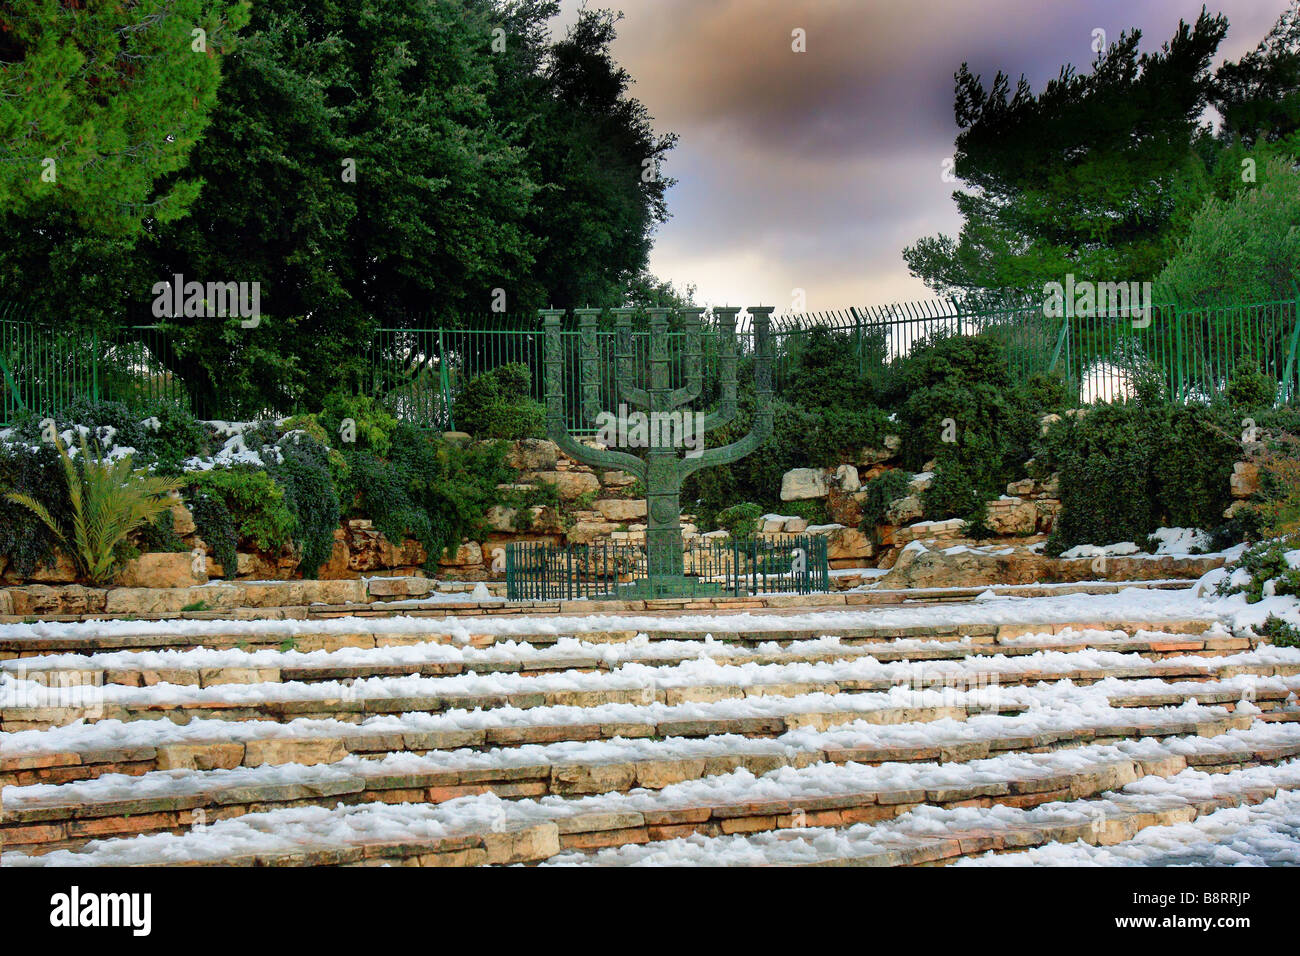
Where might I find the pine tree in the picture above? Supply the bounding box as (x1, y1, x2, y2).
(0, 0, 249, 234)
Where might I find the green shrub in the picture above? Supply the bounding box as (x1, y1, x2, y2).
(319, 392, 399, 457)
(784, 499, 829, 526)
(267, 434, 341, 578)
(1217, 537, 1300, 603)
(342, 425, 513, 567)
(0, 442, 66, 576)
(1225, 367, 1276, 411)
(714, 502, 763, 540)
(184, 468, 295, 553)
(187, 490, 238, 578)
(454, 364, 546, 440)
(1039, 403, 1237, 554)
(1261, 614, 1300, 647)
(859, 469, 911, 531)
(5, 433, 185, 585)
(137, 403, 210, 472)
(134, 509, 190, 554)
(885, 334, 1038, 521)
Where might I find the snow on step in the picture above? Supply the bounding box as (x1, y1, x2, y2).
(542, 758, 1300, 867)
(7, 646, 1293, 721)
(2, 696, 1253, 811)
(9, 720, 1300, 864)
(958, 789, 1300, 867)
(0, 588, 1217, 652)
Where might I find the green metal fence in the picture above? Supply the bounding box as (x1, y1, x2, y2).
(0, 303, 192, 425)
(6, 291, 1300, 428)
(505, 535, 830, 601)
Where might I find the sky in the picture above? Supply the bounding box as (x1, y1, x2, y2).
(550, 0, 1292, 312)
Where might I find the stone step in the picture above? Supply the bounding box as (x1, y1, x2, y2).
(0, 703, 1278, 855)
(1, 579, 1199, 628)
(4, 668, 1260, 786)
(0, 611, 1221, 659)
(4, 644, 1293, 732)
(8, 721, 1299, 866)
(0, 628, 1259, 691)
(542, 759, 1300, 867)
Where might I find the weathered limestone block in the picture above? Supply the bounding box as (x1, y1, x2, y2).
(503, 438, 559, 472)
(596, 499, 647, 522)
(834, 464, 861, 493)
(908, 472, 934, 494)
(885, 495, 924, 525)
(104, 584, 243, 615)
(167, 495, 197, 536)
(567, 521, 621, 545)
(9, 584, 107, 616)
(826, 527, 875, 562)
(438, 542, 483, 568)
(601, 470, 638, 488)
(486, 506, 519, 533)
(1230, 461, 1260, 499)
(985, 497, 1038, 536)
(116, 552, 208, 589)
(24, 551, 79, 584)
(857, 435, 902, 466)
(367, 577, 433, 598)
(300, 579, 368, 605)
(781, 468, 829, 501)
(528, 471, 601, 501)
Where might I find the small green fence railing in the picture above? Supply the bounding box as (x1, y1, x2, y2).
(5, 292, 1300, 427)
(504, 535, 830, 601)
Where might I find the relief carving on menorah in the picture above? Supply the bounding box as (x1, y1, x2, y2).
(541, 305, 774, 597)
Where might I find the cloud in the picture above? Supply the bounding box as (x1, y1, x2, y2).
(553, 0, 1293, 309)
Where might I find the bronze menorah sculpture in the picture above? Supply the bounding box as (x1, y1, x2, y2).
(541, 306, 774, 597)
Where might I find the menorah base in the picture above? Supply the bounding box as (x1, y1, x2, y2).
(614, 576, 728, 600)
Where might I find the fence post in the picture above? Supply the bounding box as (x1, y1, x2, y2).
(92, 327, 100, 403)
(1283, 283, 1300, 405)
(437, 328, 450, 429)
(1173, 299, 1185, 403)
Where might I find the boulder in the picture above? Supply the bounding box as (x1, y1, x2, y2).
(884, 495, 924, 525)
(596, 499, 648, 522)
(116, 552, 208, 589)
(1230, 461, 1260, 499)
(504, 439, 559, 472)
(529, 471, 601, 501)
(438, 542, 483, 568)
(567, 521, 621, 545)
(781, 468, 829, 501)
(834, 464, 861, 493)
(602, 470, 638, 488)
(826, 527, 874, 562)
(908, 472, 934, 494)
(486, 506, 519, 533)
(857, 435, 901, 466)
(24, 551, 79, 584)
(9, 584, 107, 616)
(984, 497, 1038, 536)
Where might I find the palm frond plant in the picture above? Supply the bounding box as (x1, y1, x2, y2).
(6, 431, 186, 585)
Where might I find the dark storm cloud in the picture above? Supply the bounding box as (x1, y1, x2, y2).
(553, 0, 1291, 308)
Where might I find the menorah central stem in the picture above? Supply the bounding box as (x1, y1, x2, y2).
(542, 305, 774, 598)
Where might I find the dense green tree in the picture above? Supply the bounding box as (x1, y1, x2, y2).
(0, 1, 678, 417)
(1156, 155, 1300, 306)
(905, 10, 1228, 296)
(0, 0, 249, 234)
